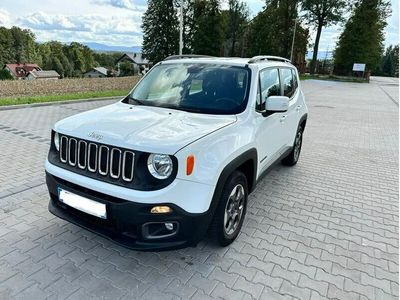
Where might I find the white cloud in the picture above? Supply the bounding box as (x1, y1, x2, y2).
(15, 11, 143, 45)
(93, 0, 146, 11)
(0, 9, 11, 27)
(19, 12, 142, 34)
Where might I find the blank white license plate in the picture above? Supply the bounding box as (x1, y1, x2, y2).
(58, 188, 107, 219)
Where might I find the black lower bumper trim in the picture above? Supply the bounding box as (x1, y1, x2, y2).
(46, 172, 213, 251)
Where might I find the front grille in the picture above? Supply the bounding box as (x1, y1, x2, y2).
(59, 135, 135, 182)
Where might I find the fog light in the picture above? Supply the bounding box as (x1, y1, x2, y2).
(165, 222, 174, 230)
(150, 206, 172, 214)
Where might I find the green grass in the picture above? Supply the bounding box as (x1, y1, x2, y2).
(299, 74, 368, 83)
(0, 90, 130, 107)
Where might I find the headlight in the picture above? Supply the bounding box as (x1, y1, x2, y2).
(54, 132, 60, 151)
(147, 153, 173, 179)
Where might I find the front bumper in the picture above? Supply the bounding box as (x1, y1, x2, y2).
(46, 172, 213, 251)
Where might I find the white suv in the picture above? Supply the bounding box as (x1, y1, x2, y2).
(45, 55, 308, 250)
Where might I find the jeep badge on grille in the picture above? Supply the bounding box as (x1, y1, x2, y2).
(88, 132, 103, 141)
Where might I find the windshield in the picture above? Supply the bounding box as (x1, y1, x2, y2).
(125, 63, 250, 114)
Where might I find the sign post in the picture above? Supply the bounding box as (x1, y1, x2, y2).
(353, 63, 366, 79)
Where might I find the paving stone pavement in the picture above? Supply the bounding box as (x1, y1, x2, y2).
(0, 78, 398, 300)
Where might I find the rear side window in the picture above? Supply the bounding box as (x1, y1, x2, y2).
(260, 68, 280, 99)
(292, 69, 298, 89)
(281, 68, 296, 98)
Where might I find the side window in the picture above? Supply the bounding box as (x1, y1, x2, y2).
(281, 68, 295, 98)
(260, 68, 280, 100)
(291, 69, 298, 90)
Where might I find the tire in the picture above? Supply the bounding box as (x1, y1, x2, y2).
(209, 171, 248, 246)
(282, 125, 303, 166)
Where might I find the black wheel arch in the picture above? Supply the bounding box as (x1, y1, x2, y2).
(299, 113, 308, 130)
(207, 148, 257, 218)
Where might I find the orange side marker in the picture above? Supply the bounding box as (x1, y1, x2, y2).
(186, 155, 195, 175)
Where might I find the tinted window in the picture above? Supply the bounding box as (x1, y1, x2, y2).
(281, 68, 295, 98)
(292, 69, 298, 89)
(260, 68, 280, 100)
(127, 63, 250, 115)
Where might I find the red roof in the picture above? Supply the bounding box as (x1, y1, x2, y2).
(4, 63, 41, 78)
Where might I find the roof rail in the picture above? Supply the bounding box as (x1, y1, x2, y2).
(164, 54, 215, 61)
(248, 56, 291, 64)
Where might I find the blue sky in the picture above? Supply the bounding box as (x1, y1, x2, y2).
(0, 0, 398, 53)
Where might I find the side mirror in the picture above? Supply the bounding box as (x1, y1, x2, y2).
(265, 96, 289, 112)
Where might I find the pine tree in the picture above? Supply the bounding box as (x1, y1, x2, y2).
(176, 0, 195, 54)
(142, 0, 179, 63)
(380, 45, 399, 77)
(334, 0, 391, 75)
(191, 0, 224, 56)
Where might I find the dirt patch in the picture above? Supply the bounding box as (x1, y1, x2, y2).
(0, 76, 139, 98)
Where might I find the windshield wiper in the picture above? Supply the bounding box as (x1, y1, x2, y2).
(179, 106, 202, 113)
(128, 96, 145, 106)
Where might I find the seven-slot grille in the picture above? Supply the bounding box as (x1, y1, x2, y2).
(59, 135, 135, 182)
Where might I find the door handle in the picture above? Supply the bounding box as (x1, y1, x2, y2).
(296, 105, 302, 112)
(280, 115, 287, 123)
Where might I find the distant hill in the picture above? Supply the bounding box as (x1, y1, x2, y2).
(83, 42, 142, 53)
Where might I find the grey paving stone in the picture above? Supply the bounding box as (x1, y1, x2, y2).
(0, 80, 398, 299)
(208, 266, 239, 288)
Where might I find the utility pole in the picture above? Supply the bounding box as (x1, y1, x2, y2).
(290, 18, 297, 62)
(290, 1, 300, 62)
(179, 0, 184, 55)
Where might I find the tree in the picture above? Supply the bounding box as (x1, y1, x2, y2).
(0, 27, 14, 66)
(302, 0, 348, 74)
(222, 0, 249, 56)
(246, 0, 308, 60)
(142, 0, 179, 63)
(174, 0, 196, 54)
(191, 0, 224, 56)
(334, 0, 391, 75)
(0, 69, 14, 80)
(51, 57, 64, 78)
(380, 45, 399, 77)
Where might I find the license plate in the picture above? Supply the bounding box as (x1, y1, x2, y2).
(58, 188, 107, 219)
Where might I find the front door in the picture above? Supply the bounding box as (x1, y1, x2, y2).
(255, 68, 287, 173)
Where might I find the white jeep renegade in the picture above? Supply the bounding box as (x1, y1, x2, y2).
(45, 55, 308, 250)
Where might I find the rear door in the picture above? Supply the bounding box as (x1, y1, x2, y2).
(279, 68, 300, 149)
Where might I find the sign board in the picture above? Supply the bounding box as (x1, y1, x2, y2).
(353, 63, 366, 72)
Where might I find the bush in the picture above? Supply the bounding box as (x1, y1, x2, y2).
(0, 69, 14, 80)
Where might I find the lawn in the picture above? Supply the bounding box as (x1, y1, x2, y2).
(0, 90, 129, 107)
(299, 74, 368, 83)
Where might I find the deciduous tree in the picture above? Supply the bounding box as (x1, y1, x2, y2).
(302, 0, 348, 74)
(246, 0, 308, 61)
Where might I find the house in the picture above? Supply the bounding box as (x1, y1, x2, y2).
(116, 53, 150, 76)
(26, 70, 60, 80)
(3, 63, 41, 79)
(83, 67, 109, 78)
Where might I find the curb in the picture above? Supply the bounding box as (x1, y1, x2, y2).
(0, 96, 123, 111)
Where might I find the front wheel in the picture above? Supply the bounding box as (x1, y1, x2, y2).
(282, 126, 303, 166)
(209, 171, 248, 246)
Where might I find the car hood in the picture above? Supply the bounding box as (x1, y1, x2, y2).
(54, 101, 237, 154)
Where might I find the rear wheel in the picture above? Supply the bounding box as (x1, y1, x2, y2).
(282, 126, 303, 166)
(209, 171, 248, 246)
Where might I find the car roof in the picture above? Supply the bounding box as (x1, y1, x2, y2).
(161, 56, 295, 69)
